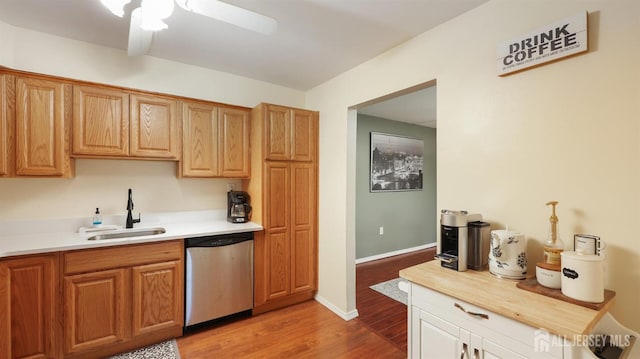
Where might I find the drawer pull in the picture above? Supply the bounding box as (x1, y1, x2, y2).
(454, 303, 489, 320)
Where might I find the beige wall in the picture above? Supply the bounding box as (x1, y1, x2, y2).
(308, 0, 640, 330)
(0, 23, 306, 220)
(2, 0, 639, 332)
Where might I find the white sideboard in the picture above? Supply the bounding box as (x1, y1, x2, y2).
(400, 260, 638, 358)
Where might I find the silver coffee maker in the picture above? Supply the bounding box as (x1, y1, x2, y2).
(435, 210, 482, 271)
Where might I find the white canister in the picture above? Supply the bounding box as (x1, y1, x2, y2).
(561, 251, 604, 303)
(488, 230, 527, 279)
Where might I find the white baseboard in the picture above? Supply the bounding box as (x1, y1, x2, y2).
(355, 242, 436, 264)
(314, 294, 359, 321)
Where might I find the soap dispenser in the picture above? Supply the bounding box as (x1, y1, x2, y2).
(92, 208, 103, 227)
(543, 201, 564, 266)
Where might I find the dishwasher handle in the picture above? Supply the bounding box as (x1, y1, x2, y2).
(185, 232, 254, 248)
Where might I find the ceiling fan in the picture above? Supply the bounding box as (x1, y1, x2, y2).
(99, 0, 277, 56)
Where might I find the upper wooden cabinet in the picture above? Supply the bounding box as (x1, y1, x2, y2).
(0, 74, 13, 177)
(259, 103, 317, 162)
(130, 93, 179, 159)
(0, 253, 60, 359)
(72, 85, 129, 157)
(181, 101, 218, 177)
(219, 107, 250, 177)
(2, 67, 254, 178)
(72, 86, 179, 160)
(15, 76, 74, 177)
(181, 101, 250, 178)
(291, 110, 316, 162)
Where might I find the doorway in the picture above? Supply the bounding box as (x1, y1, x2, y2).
(349, 80, 438, 349)
(352, 81, 438, 263)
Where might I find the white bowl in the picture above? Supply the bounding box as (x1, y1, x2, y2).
(536, 264, 561, 289)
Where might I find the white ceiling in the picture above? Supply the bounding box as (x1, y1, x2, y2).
(359, 86, 437, 128)
(0, 0, 487, 125)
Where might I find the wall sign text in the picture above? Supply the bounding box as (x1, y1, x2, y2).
(497, 12, 588, 76)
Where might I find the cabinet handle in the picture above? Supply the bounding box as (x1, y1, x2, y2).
(461, 343, 468, 359)
(454, 303, 489, 320)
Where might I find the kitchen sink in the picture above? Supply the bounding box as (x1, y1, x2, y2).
(87, 227, 166, 241)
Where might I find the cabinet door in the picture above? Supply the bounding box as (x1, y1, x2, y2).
(63, 269, 127, 354)
(290, 163, 316, 293)
(130, 94, 179, 159)
(132, 261, 183, 336)
(412, 307, 461, 359)
(218, 107, 250, 177)
(264, 104, 291, 161)
(181, 101, 218, 177)
(73, 85, 129, 157)
(0, 254, 58, 359)
(15, 77, 72, 176)
(483, 338, 527, 359)
(0, 74, 14, 176)
(264, 162, 290, 300)
(291, 109, 316, 162)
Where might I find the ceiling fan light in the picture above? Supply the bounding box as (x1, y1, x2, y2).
(128, 7, 153, 56)
(140, 16, 168, 31)
(141, 0, 175, 20)
(175, 0, 277, 35)
(100, 0, 131, 17)
(175, 0, 193, 12)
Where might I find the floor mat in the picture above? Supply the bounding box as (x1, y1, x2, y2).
(369, 277, 408, 305)
(108, 339, 181, 359)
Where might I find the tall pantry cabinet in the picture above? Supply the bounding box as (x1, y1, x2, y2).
(245, 103, 318, 314)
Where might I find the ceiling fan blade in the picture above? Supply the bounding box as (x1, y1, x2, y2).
(175, 0, 277, 35)
(128, 7, 154, 56)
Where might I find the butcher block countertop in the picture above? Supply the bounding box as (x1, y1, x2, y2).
(399, 260, 615, 340)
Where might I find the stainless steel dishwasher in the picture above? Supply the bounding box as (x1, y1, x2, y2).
(184, 232, 254, 330)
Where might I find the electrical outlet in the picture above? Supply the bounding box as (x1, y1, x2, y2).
(379, 227, 384, 236)
(226, 183, 236, 192)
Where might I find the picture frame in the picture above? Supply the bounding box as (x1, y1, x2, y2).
(370, 132, 424, 192)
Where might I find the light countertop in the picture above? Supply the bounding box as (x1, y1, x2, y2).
(0, 210, 263, 258)
(399, 260, 615, 339)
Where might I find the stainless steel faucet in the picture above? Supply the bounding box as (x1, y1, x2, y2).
(126, 188, 141, 229)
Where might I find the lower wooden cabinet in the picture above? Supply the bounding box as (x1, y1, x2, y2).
(132, 261, 183, 336)
(62, 240, 184, 358)
(0, 241, 184, 359)
(253, 161, 317, 313)
(63, 268, 127, 354)
(0, 253, 60, 359)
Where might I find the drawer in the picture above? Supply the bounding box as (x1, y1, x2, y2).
(64, 240, 183, 275)
(410, 283, 565, 358)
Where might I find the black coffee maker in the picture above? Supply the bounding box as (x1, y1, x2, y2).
(227, 191, 252, 223)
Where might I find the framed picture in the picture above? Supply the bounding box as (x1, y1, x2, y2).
(370, 132, 424, 192)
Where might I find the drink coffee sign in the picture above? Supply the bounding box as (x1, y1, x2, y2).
(497, 12, 588, 75)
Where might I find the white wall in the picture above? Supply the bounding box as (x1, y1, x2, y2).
(307, 0, 640, 331)
(0, 24, 306, 221)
